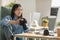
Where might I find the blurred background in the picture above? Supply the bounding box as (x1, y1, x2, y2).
(0, 0, 60, 40)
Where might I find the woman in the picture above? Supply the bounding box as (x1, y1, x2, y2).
(1, 4, 30, 40)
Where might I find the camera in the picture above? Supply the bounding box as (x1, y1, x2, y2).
(19, 18, 28, 30)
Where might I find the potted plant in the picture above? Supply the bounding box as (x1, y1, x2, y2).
(57, 22, 60, 26)
(6, 2, 15, 7)
(42, 17, 49, 28)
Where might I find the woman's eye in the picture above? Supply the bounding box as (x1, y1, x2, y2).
(17, 7, 22, 11)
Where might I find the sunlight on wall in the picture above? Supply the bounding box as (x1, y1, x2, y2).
(51, 0, 60, 7)
(2, 0, 15, 6)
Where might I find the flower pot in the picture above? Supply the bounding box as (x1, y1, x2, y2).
(42, 22, 48, 28)
(57, 28, 60, 37)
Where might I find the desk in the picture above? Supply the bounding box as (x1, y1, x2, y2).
(30, 26, 48, 29)
(14, 33, 60, 40)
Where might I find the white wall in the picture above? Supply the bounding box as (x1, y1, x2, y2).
(36, 0, 52, 25)
(36, 0, 51, 17)
(51, 0, 60, 7)
(15, 0, 36, 23)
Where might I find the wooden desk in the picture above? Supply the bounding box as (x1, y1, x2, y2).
(14, 33, 60, 40)
(30, 26, 48, 29)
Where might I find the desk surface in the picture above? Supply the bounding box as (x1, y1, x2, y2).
(30, 26, 48, 29)
(15, 33, 60, 39)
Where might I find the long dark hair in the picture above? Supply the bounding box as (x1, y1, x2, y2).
(11, 4, 22, 19)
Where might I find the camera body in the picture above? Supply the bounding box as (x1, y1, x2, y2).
(43, 29, 49, 35)
(19, 18, 28, 30)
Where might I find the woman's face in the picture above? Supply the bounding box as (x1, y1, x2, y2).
(14, 6, 22, 17)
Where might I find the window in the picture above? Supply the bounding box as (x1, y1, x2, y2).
(50, 8, 59, 16)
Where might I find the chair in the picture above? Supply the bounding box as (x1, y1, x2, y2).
(2, 25, 13, 40)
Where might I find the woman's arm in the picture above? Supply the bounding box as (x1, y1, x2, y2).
(1, 16, 21, 26)
(8, 19, 20, 25)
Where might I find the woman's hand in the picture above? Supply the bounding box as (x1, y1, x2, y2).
(8, 18, 21, 24)
(16, 18, 21, 24)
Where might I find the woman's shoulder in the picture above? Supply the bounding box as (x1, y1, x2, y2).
(5, 15, 11, 18)
(4, 15, 12, 20)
